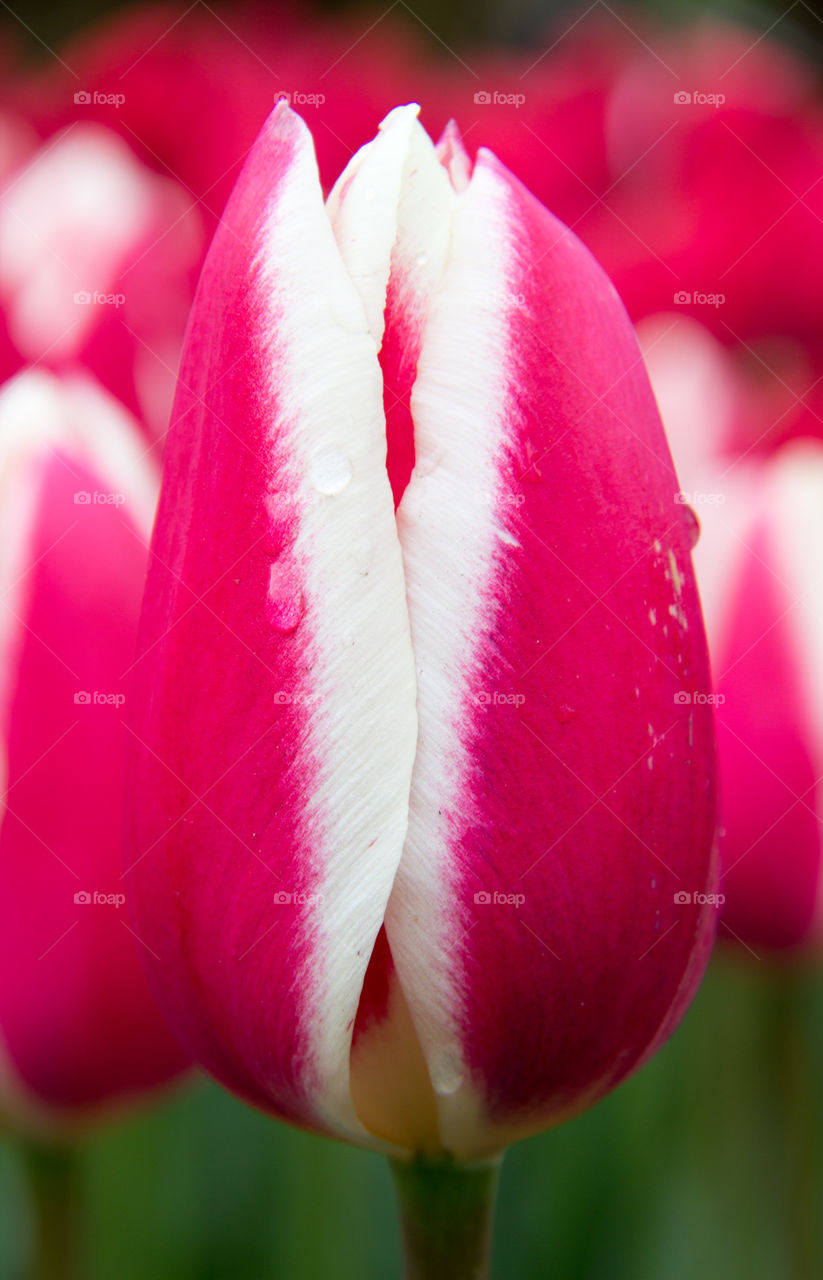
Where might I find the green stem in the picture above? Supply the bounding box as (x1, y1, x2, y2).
(389, 1154, 502, 1280)
(22, 1142, 81, 1280)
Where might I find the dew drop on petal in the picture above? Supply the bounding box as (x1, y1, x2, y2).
(267, 559, 304, 634)
(430, 1050, 463, 1097)
(310, 446, 352, 496)
(416, 253, 428, 268)
(683, 505, 701, 549)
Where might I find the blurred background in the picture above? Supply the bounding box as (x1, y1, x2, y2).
(1, 0, 823, 1276)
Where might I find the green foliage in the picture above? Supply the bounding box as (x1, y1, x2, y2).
(3, 958, 822, 1279)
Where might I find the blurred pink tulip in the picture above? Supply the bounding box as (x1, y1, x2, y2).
(701, 446, 823, 954)
(642, 317, 823, 955)
(0, 125, 203, 443)
(0, 370, 188, 1129)
(125, 104, 717, 1159)
(583, 22, 823, 352)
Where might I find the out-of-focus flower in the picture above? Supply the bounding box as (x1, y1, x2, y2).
(700, 446, 823, 955)
(10, 4, 425, 218)
(642, 316, 823, 955)
(587, 23, 823, 352)
(0, 369, 189, 1129)
(0, 126, 203, 442)
(125, 103, 716, 1160)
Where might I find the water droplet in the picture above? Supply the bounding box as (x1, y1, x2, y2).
(267, 560, 304, 633)
(264, 492, 301, 552)
(416, 252, 428, 268)
(683, 504, 701, 549)
(309, 446, 352, 496)
(430, 1051, 463, 1097)
(363, 186, 377, 201)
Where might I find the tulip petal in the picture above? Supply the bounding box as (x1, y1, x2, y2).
(715, 445, 823, 950)
(328, 104, 453, 509)
(0, 371, 185, 1126)
(126, 105, 417, 1145)
(383, 149, 717, 1157)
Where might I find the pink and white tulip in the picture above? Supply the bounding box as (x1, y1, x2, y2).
(696, 444, 823, 954)
(0, 370, 189, 1129)
(0, 126, 203, 443)
(126, 104, 717, 1160)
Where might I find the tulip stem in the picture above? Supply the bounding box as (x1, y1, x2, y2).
(23, 1141, 81, 1280)
(389, 1154, 502, 1280)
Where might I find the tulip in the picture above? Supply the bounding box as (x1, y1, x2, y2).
(689, 443, 823, 954)
(640, 318, 823, 955)
(581, 23, 823, 351)
(0, 368, 189, 1130)
(126, 102, 716, 1273)
(0, 126, 203, 443)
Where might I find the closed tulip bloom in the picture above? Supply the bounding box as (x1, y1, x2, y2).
(701, 444, 823, 953)
(126, 104, 717, 1165)
(0, 126, 203, 443)
(0, 370, 189, 1129)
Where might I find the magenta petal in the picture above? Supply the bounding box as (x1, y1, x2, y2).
(0, 373, 187, 1126)
(385, 148, 718, 1153)
(126, 105, 417, 1145)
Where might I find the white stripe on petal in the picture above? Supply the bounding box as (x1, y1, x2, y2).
(257, 113, 418, 1141)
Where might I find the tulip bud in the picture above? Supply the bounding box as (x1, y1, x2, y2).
(0, 370, 188, 1130)
(126, 104, 717, 1161)
(0, 126, 203, 442)
(701, 443, 823, 953)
